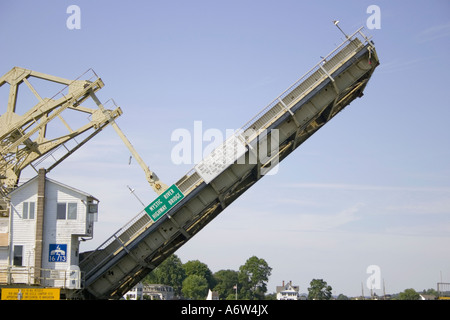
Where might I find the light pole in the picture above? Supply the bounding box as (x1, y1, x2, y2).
(333, 20, 349, 39)
(127, 185, 145, 207)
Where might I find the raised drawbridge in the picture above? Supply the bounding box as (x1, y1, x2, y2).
(72, 27, 380, 299)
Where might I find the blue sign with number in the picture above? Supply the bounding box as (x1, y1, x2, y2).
(49, 244, 67, 262)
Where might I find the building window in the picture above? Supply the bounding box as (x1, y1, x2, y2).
(13, 245, 23, 266)
(57, 203, 66, 219)
(23, 202, 35, 219)
(68, 203, 77, 220)
(57, 202, 78, 220)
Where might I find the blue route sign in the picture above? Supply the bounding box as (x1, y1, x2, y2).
(49, 244, 67, 262)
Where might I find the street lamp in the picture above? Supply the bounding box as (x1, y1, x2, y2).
(333, 20, 349, 39)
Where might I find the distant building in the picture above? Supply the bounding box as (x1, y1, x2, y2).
(143, 284, 174, 300)
(123, 283, 143, 300)
(276, 280, 301, 300)
(419, 294, 436, 300)
(206, 289, 219, 300)
(0, 169, 99, 289)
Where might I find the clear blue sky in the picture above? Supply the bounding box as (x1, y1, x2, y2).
(1, 1, 449, 297)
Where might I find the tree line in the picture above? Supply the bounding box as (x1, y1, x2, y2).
(144, 254, 272, 300)
(143, 254, 441, 300)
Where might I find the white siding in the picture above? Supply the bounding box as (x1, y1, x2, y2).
(42, 181, 88, 270)
(9, 179, 39, 268)
(1, 176, 98, 288)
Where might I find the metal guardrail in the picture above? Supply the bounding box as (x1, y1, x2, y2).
(239, 27, 371, 135)
(79, 27, 373, 281)
(0, 266, 84, 289)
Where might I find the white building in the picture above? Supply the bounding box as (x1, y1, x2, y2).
(143, 284, 174, 300)
(206, 289, 219, 300)
(123, 282, 144, 300)
(276, 281, 301, 300)
(0, 169, 99, 289)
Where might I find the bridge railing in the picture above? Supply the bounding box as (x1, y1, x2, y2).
(79, 27, 373, 282)
(238, 27, 371, 138)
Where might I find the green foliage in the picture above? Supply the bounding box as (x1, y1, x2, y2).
(264, 292, 277, 300)
(143, 254, 436, 300)
(238, 256, 272, 300)
(398, 288, 420, 300)
(307, 279, 333, 300)
(143, 254, 186, 296)
(182, 274, 209, 300)
(212, 256, 272, 300)
(144, 254, 273, 300)
(183, 260, 216, 289)
(213, 269, 239, 299)
(422, 288, 438, 297)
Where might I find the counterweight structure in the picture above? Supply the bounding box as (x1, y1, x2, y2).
(0, 68, 119, 198)
(0, 68, 166, 217)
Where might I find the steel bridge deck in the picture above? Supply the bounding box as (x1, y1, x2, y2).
(76, 27, 379, 299)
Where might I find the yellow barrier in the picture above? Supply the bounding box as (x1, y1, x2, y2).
(1, 288, 60, 300)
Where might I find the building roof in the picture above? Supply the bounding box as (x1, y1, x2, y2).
(8, 174, 98, 202)
(276, 281, 300, 293)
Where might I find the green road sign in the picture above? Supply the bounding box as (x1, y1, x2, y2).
(145, 184, 185, 222)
